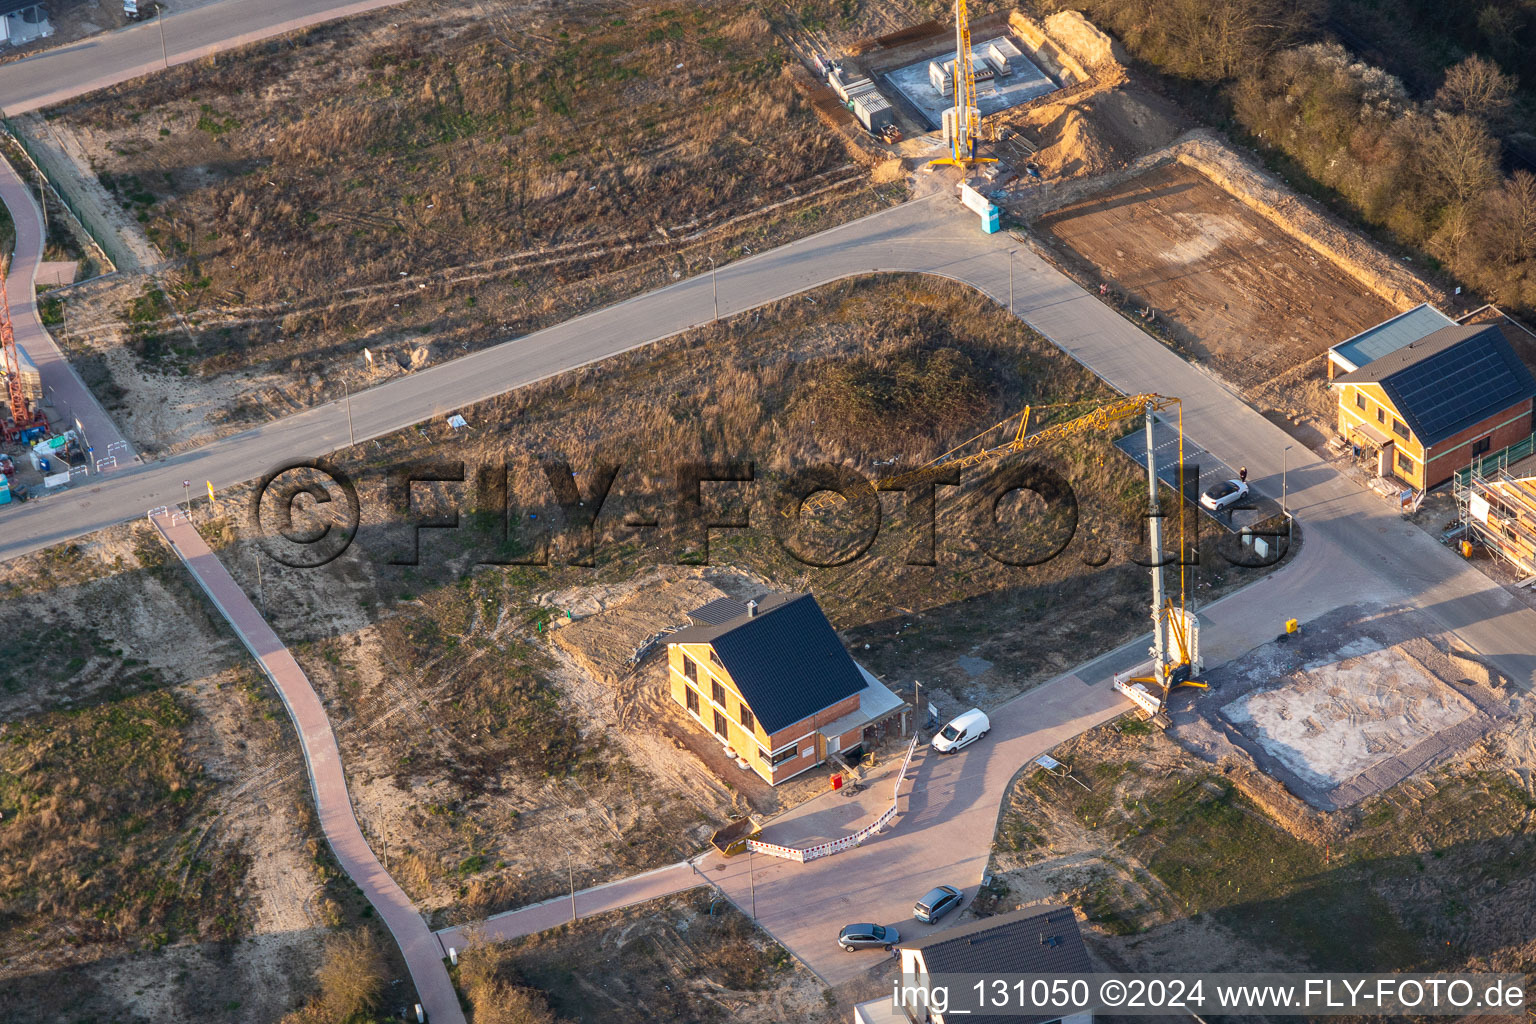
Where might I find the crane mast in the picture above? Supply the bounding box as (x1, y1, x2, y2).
(1, 271, 44, 442)
(930, 0, 995, 167)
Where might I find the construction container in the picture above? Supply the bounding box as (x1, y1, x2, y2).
(852, 91, 895, 132)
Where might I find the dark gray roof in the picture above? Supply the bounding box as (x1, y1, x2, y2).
(0, 0, 45, 14)
(687, 597, 750, 626)
(1333, 324, 1536, 447)
(906, 904, 1089, 1024)
(667, 593, 865, 735)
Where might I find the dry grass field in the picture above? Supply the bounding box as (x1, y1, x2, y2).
(39, 0, 912, 454)
(0, 529, 397, 1024)
(187, 274, 1292, 931)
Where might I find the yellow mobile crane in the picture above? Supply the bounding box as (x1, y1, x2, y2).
(799, 392, 1203, 712)
(930, 0, 996, 168)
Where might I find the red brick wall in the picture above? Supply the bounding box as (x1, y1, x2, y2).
(1422, 399, 1535, 488)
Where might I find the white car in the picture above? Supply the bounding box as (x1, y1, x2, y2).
(1199, 479, 1249, 513)
(931, 708, 989, 754)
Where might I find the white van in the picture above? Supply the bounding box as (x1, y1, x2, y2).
(931, 708, 989, 754)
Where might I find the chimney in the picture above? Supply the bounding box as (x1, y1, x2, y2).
(746, 600, 758, 617)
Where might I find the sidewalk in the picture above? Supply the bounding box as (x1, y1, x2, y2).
(435, 861, 704, 952)
(149, 510, 464, 1024)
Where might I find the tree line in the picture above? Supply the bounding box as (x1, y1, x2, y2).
(1040, 0, 1536, 314)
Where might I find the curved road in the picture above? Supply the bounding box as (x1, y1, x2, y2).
(1, 192, 1532, 690)
(4, 183, 1535, 995)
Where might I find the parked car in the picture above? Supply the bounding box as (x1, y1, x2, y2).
(838, 923, 899, 951)
(1199, 479, 1250, 512)
(913, 885, 963, 924)
(931, 708, 989, 754)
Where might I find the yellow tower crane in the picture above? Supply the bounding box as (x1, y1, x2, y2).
(930, 0, 996, 168)
(797, 392, 1203, 713)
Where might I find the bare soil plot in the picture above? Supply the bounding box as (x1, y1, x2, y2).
(990, 698, 1536, 980)
(1172, 604, 1515, 810)
(456, 891, 838, 1024)
(1038, 163, 1398, 392)
(39, 0, 900, 455)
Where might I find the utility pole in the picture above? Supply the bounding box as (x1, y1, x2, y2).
(37, 181, 47, 239)
(568, 858, 577, 922)
(157, 4, 169, 69)
(709, 256, 718, 322)
(1282, 444, 1294, 515)
(342, 376, 356, 446)
(748, 848, 756, 920)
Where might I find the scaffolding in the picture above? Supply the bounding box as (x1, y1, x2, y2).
(1457, 465, 1536, 578)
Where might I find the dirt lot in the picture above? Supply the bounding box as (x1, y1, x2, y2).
(1039, 162, 1398, 396)
(35, 0, 906, 456)
(0, 524, 395, 1024)
(456, 891, 838, 1024)
(989, 703, 1536, 980)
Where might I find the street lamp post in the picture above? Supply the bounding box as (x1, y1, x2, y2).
(1008, 249, 1016, 314)
(157, 4, 168, 69)
(1282, 445, 1294, 514)
(342, 377, 356, 447)
(748, 848, 756, 920)
(254, 552, 265, 616)
(709, 256, 718, 322)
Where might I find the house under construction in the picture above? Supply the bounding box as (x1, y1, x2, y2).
(1459, 460, 1536, 579)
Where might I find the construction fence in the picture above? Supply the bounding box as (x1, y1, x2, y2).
(1456, 431, 1536, 488)
(747, 732, 921, 864)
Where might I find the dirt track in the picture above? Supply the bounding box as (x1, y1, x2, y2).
(1039, 163, 1397, 390)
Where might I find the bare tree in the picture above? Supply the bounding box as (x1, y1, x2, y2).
(1419, 111, 1501, 209)
(1434, 55, 1517, 127)
(1480, 170, 1536, 267)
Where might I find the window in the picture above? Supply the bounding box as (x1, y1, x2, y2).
(1355, 390, 1366, 411)
(712, 709, 729, 738)
(1392, 418, 1409, 439)
(685, 686, 699, 716)
(1397, 451, 1415, 475)
(770, 745, 800, 766)
(712, 681, 727, 707)
(740, 706, 754, 732)
(1376, 408, 1385, 424)
(1472, 436, 1492, 457)
(682, 656, 697, 683)
(708, 650, 722, 668)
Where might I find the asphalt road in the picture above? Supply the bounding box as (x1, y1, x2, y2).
(3, 191, 1532, 686)
(0, 0, 409, 115)
(4, 179, 1535, 991)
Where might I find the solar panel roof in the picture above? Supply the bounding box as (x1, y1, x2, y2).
(1334, 324, 1536, 446)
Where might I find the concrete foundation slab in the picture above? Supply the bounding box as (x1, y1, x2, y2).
(887, 35, 1057, 129)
